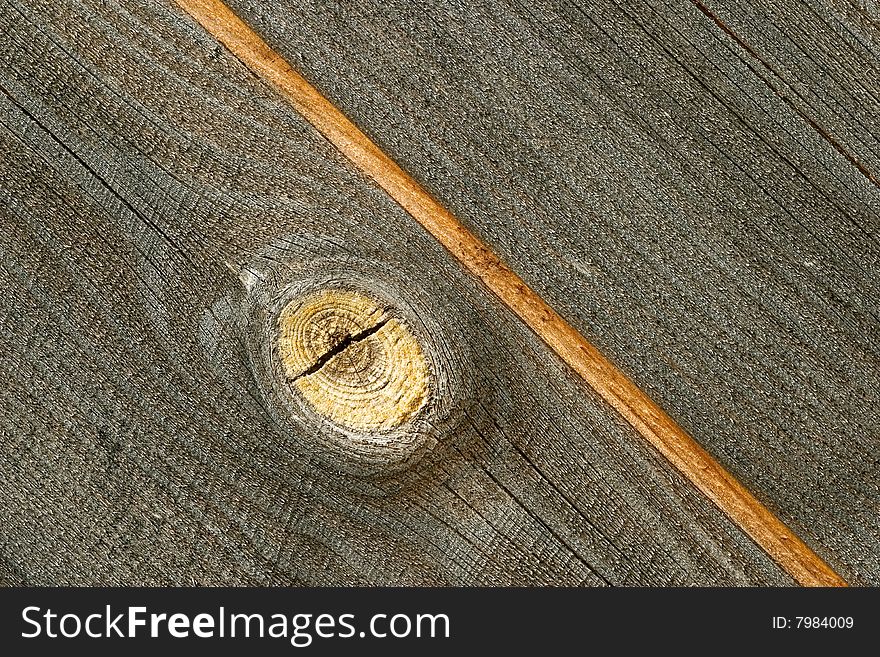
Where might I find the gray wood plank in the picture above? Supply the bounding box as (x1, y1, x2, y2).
(223, 0, 880, 583)
(697, 0, 880, 184)
(0, 0, 791, 585)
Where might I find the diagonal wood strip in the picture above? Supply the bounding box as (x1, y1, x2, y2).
(173, 0, 846, 587)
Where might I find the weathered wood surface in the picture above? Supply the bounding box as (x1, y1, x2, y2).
(702, 0, 880, 183)
(0, 0, 794, 585)
(224, 0, 880, 584)
(174, 0, 845, 585)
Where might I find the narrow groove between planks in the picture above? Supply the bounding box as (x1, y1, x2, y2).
(173, 0, 847, 587)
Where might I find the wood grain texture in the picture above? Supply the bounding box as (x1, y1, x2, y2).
(0, 0, 792, 585)
(223, 0, 880, 584)
(693, 0, 880, 186)
(276, 289, 431, 436)
(172, 0, 844, 586)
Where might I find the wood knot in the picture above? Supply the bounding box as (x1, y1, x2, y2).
(207, 237, 474, 476)
(277, 289, 430, 431)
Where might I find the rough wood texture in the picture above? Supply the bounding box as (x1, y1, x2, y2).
(223, 0, 880, 584)
(173, 0, 843, 586)
(0, 0, 792, 585)
(696, 0, 880, 185)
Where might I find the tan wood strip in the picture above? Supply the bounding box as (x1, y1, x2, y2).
(173, 0, 847, 587)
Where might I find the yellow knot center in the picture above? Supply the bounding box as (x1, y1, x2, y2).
(277, 289, 430, 431)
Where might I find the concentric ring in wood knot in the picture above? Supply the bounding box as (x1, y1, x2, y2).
(277, 289, 430, 432)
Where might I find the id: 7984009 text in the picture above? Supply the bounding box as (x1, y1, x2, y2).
(772, 616, 853, 629)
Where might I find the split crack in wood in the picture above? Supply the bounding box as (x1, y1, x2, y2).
(293, 317, 390, 381)
(277, 289, 430, 432)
